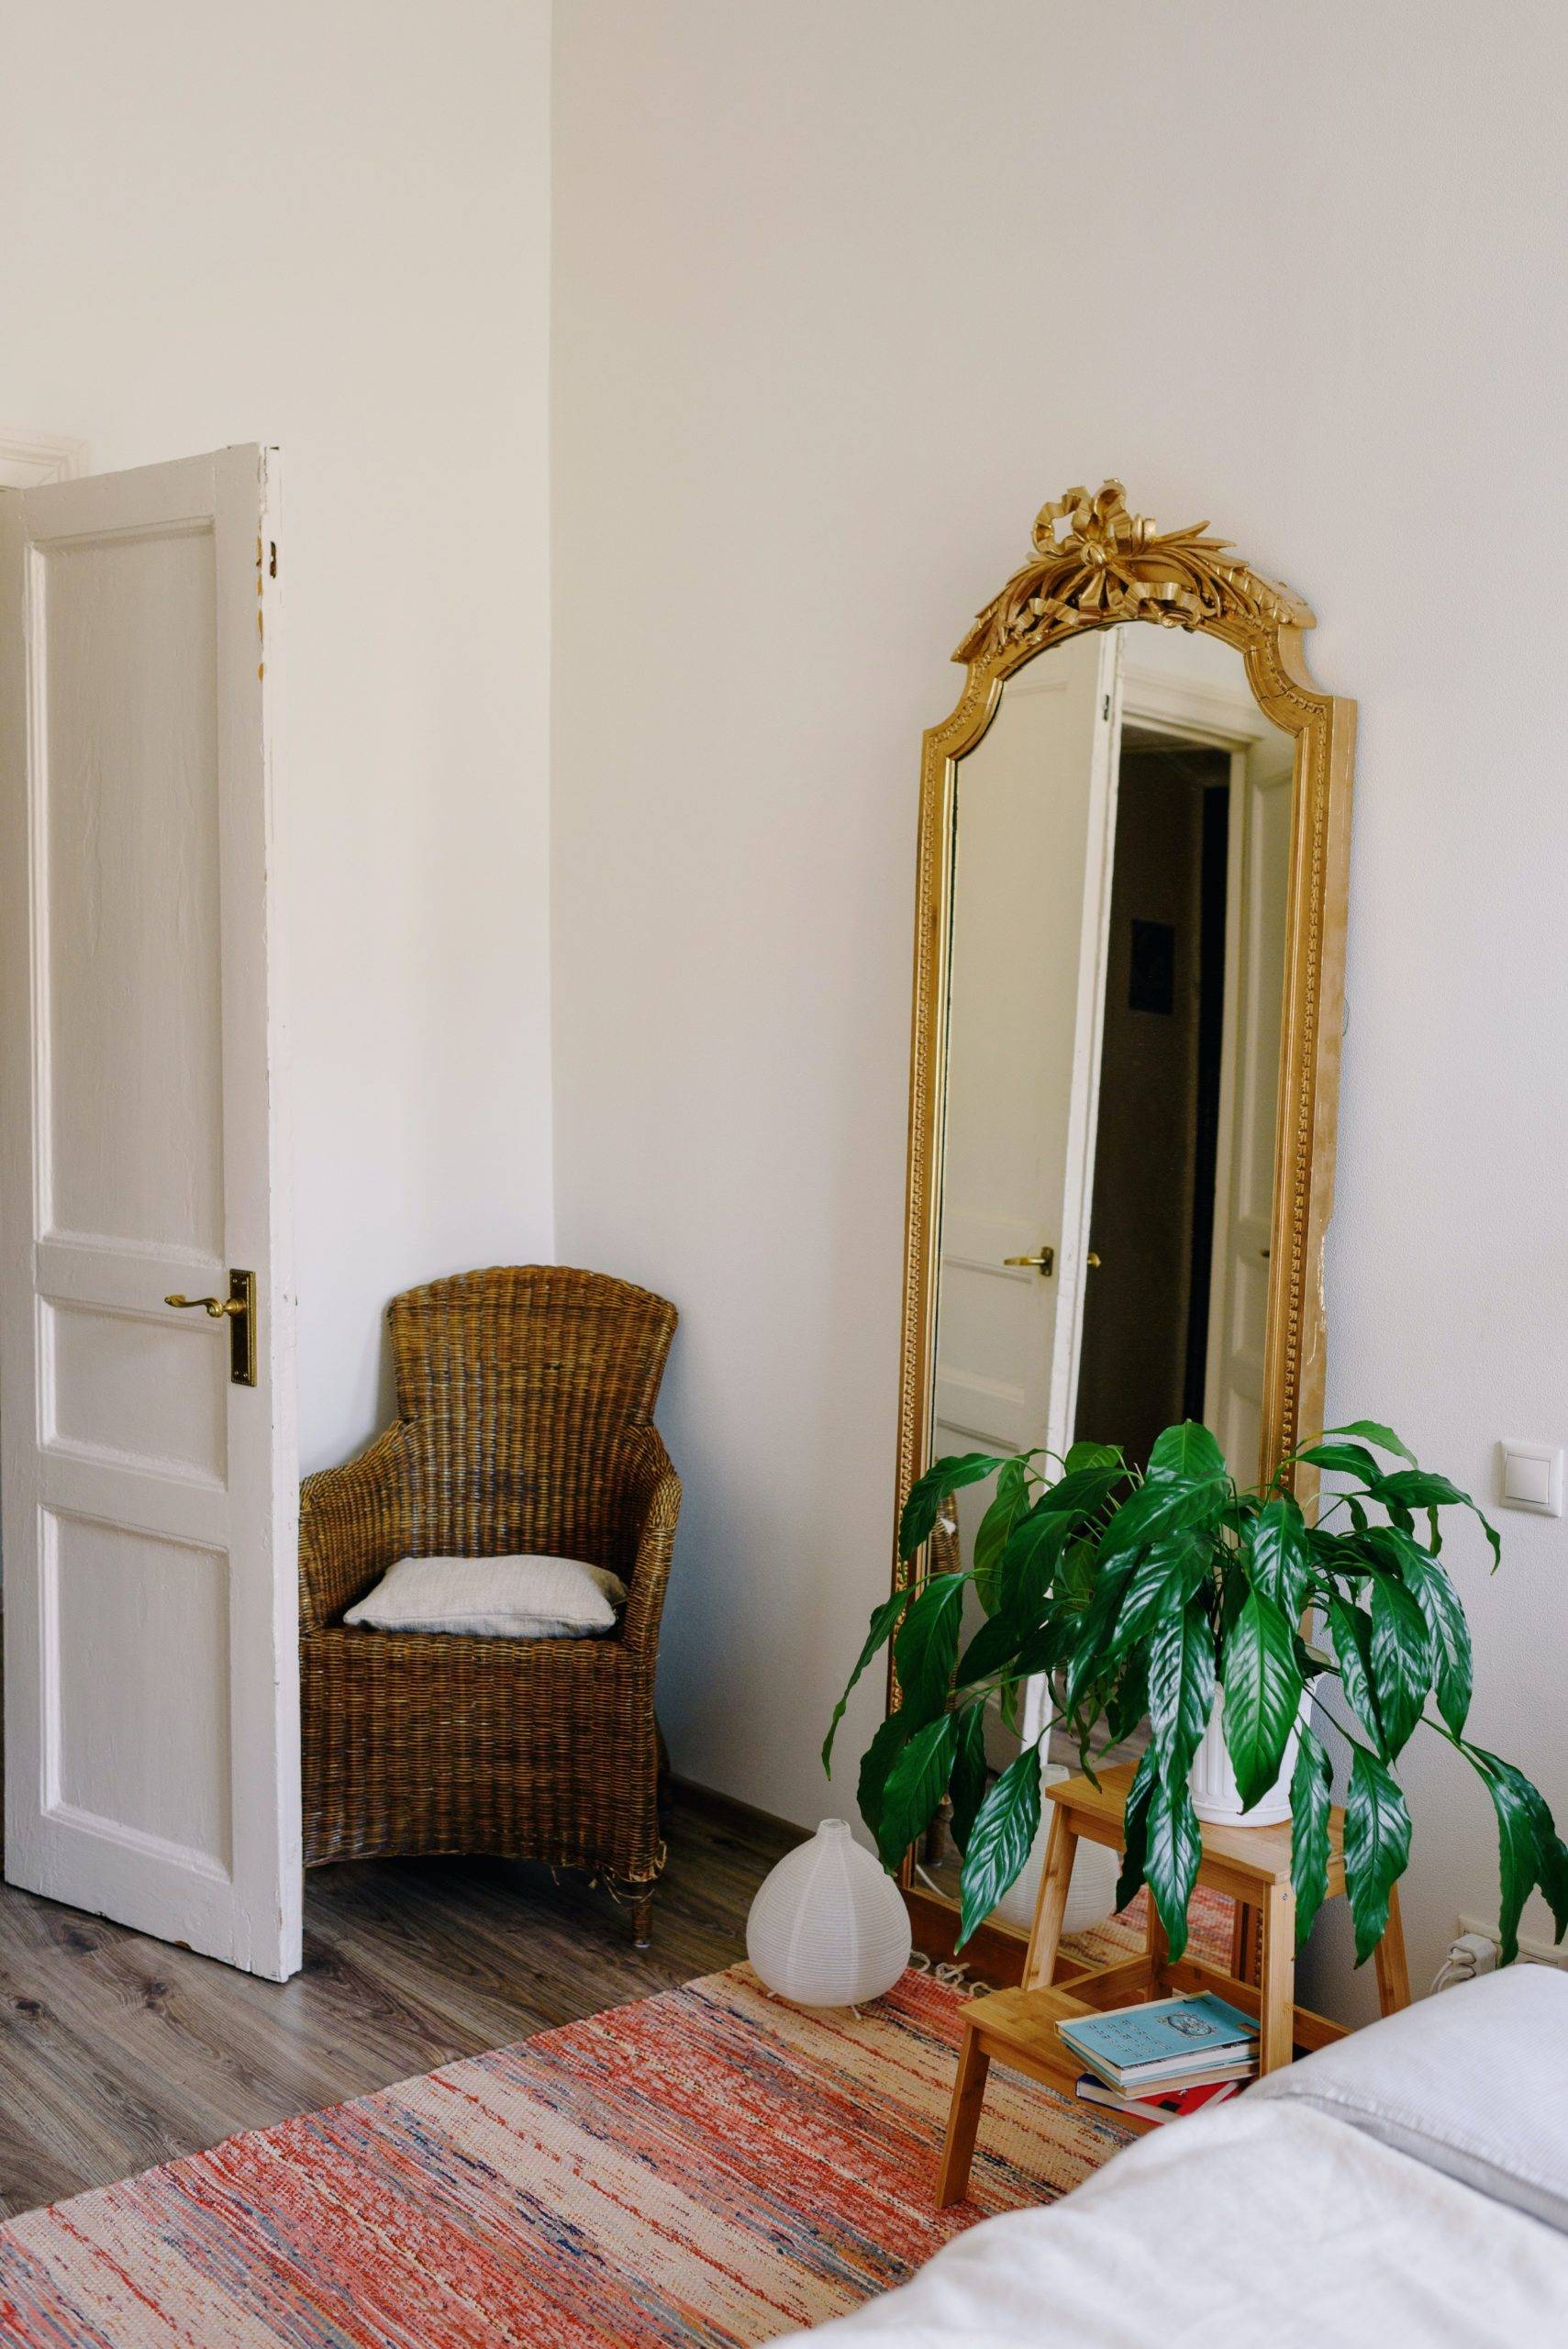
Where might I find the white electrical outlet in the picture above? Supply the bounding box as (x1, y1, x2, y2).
(1458, 1910, 1568, 1970)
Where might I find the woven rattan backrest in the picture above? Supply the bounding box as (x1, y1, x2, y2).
(387, 1265, 677, 1562)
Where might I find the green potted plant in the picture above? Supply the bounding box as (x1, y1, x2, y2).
(824, 1420, 1566, 1967)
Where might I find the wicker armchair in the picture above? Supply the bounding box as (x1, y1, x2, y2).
(298, 1265, 680, 1943)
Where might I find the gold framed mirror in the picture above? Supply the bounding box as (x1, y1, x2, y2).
(891, 482, 1355, 1969)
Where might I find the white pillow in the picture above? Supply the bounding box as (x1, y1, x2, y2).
(343, 1553, 627, 1640)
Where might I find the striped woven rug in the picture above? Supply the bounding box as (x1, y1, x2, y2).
(0, 1891, 1230, 2348)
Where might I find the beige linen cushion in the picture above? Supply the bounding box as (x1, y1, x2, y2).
(343, 1553, 627, 1640)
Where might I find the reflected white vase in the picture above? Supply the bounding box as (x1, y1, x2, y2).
(1188, 1692, 1309, 1826)
(746, 1819, 912, 2007)
(994, 1764, 1122, 1933)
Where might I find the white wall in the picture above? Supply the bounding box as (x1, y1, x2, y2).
(0, 0, 555, 1470)
(551, 0, 1568, 2007)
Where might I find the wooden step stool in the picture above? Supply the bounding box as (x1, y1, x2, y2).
(936, 1758, 1410, 2206)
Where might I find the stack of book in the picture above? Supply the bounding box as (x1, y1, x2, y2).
(1058, 1991, 1260, 2125)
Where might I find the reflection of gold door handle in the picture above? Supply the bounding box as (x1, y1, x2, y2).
(164, 1270, 257, 1386)
(1003, 1245, 1055, 1275)
(1086, 1252, 1102, 1269)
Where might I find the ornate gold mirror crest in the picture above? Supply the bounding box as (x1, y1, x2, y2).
(892, 482, 1354, 1964)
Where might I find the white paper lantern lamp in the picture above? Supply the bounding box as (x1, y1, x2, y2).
(746, 1819, 913, 2007)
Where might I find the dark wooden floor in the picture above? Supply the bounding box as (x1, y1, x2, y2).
(0, 1789, 797, 2221)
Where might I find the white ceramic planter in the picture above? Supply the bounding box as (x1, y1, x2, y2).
(1188, 1692, 1309, 1826)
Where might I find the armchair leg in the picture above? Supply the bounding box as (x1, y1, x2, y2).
(629, 1882, 656, 1949)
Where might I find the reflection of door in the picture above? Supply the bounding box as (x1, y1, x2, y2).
(1203, 730, 1294, 1471)
(933, 629, 1121, 1470)
(0, 448, 301, 1980)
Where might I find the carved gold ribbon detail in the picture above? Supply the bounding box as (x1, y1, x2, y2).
(955, 479, 1312, 665)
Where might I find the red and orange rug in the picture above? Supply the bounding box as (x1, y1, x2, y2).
(0, 1893, 1229, 2348)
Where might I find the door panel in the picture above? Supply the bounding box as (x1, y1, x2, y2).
(1, 447, 300, 1979)
(934, 629, 1121, 1471)
(40, 521, 227, 1255)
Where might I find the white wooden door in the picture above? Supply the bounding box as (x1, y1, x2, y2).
(935, 629, 1122, 1471)
(1203, 729, 1295, 1474)
(0, 447, 300, 1980)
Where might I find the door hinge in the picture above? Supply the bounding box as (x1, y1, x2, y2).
(1103, 694, 1111, 718)
(268, 540, 277, 578)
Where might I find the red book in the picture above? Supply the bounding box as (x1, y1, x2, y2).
(1074, 2073, 1241, 2125)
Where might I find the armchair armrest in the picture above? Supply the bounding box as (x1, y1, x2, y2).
(298, 1420, 417, 1635)
(616, 1423, 682, 1664)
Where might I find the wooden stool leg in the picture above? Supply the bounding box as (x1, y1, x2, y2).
(936, 2021, 992, 2209)
(1022, 1807, 1078, 1991)
(1373, 1884, 1412, 2015)
(1230, 1899, 1260, 1986)
(1257, 1882, 1296, 2074)
(1146, 1891, 1170, 1993)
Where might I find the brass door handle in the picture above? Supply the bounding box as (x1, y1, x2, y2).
(164, 1270, 257, 1386)
(1003, 1245, 1055, 1275)
(1086, 1252, 1103, 1269)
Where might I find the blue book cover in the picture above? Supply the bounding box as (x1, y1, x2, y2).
(1058, 1993, 1259, 2076)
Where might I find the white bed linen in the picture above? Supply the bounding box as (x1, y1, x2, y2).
(795, 2096, 1568, 2348)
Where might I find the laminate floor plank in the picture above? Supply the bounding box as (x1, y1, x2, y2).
(0, 1791, 797, 2220)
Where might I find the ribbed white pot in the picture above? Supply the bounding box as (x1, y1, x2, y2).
(1188, 1692, 1309, 1827)
(746, 1819, 912, 2008)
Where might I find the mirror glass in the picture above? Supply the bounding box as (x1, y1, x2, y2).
(921, 619, 1295, 1913)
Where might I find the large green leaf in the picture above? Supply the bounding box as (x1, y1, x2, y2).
(995, 1508, 1072, 1622)
(1221, 1589, 1304, 1811)
(1033, 1462, 1129, 1521)
(1146, 1598, 1217, 1790)
(823, 1585, 911, 1771)
(1343, 1746, 1412, 1964)
(855, 1709, 915, 1843)
(1144, 1775, 1203, 1962)
(1057, 1535, 1098, 1609)
(948, 1703, 989, 1857)
(1064, 1441, 1123, 1475)
(1105, 1536, 1208, 1666)
(1010, 1609, 1078, 1682)
(898, 1453, 1009, 1560)
(1373, 1469, 1501, 1568)
(892, 1572, 968, 1721)
(971, 1456, 1031, 1615)
(1295, 1441, 1383, 1485)
(958, 1744, 1041, 1948)
(954, 1606, 1029, 1689)
(1061, 1553, 1140, 1715)
(1146, 1421, 1227, 1484)
(1116, 1745, 1158, 1910)
(1289, 1723, 1333, 1948)
(1367, 1571, 1432, 1758)
(1367, 1531, 1473, 1739)
(1324, 1419, 1418, 1466)
(1327, 1594, 1385, 1753)
(1247, 1496, 1312, 1622)
(1097, 1472, 1228, 1564)
(876, 1711, 958, 1868)
(1468, 1747, 1568, 1960)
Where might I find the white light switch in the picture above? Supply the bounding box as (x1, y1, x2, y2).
(1499, 1442, 1562, 1516)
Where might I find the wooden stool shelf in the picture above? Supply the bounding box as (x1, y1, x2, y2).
(937, 1758, 1410, 2208)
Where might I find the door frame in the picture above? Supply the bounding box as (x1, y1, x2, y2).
(0, 426, 88, 491)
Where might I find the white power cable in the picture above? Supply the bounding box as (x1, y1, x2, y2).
(1431, 1930, 1496, 1993)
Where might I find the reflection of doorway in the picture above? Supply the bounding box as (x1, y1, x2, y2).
(1073, 734, 1230, 1466)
